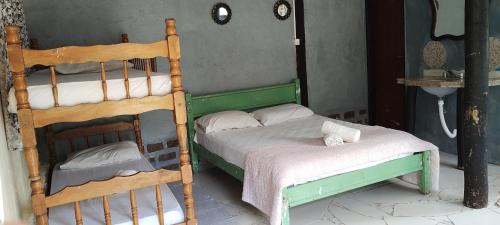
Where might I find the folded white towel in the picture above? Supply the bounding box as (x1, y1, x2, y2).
(115, 169, 138, 176)
(321, 121, 361, 143)
(323, 133, 344, 147)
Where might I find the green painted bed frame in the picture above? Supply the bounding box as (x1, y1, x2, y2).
(186, 79, 431, 225)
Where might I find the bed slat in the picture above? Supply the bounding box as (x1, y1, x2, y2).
(74, 201, 83, 225)
(123, 61, 130, 99)
(69, 139, 76, 152)
(103, 196, 112, 225)
(146, 59, 152, 96)
(100, 62, 108, 101)
(130, 190, 139, 225)
(45, 169, 182, 207)
(155, 185, 165, 225)
(22, 41, 169, 67)
(49, 66, 59, 107)
(32, 95, 174, 128)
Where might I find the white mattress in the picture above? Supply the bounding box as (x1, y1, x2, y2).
(195, 114, 412, 169)
(49, 156, 184, 225)
(8, 69, 171, 113)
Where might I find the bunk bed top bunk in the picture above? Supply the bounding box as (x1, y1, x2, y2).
(5, 19, 196, 225)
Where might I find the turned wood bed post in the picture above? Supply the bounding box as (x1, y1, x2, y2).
(165, 18, 197, 224)
(463, 0, 489, 208)
(6, 26, 49, 225)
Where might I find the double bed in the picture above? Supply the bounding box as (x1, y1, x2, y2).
(186, 79, 439, 225)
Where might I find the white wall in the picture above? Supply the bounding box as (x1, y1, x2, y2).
(0, 63, 33, 223)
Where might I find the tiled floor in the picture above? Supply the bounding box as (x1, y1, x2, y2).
(194, 152, 500, 225)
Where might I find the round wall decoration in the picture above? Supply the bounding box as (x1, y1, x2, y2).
(212, 3, 232, 25)
(423, 40, 447, 69)
(274, 0, 292, 21)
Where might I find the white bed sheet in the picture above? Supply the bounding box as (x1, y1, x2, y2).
(49, 156, 184, 225)
(8, 69, 171, 113)
(195, 114, 412, 169)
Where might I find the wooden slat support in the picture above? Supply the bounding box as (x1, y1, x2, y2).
(46, 169, 181, 207)
(166, 19, 196, 224)
(133, 115, 145, 153)
(74, 201, 83, 225)
(130, 190, 139, 225)
(123, 60, 130, 99)
(100, 62, 108, 101)
(463, 0, 489, 209)
(6, 26, 49, 225)
(69, 139, 76, 152)
(46, 125, 58, 167)
(22, 41, 168, 67)
(31, 95, 174, 128)
(155, 185, 165, 225)
(103, 196, 112, 225)
(146, 58, 153, 96)
(49, 66, 59, 107)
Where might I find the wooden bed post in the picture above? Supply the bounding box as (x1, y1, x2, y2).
(6, 26, 49, 225)
(166, 19, 197, 224)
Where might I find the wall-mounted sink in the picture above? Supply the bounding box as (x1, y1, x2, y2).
(421, 87, 457, 97)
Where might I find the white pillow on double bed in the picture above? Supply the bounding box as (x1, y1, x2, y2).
(195, 111, 262, 134)
(251, 103, 314, 126)
(60, 141, 142, 170)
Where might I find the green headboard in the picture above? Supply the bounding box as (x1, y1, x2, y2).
(185, 79, 301, 171)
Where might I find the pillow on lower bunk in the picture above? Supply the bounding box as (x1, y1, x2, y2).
(56, 61, 133, 75)
(251, 103, 314, 126)
(60, 141, 142, 170)
(196, 111, 262, 133)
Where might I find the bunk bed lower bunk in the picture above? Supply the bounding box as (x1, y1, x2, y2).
(186, 80, 439, 225)
(6, 19, 196, 225)
(47, 122, 184, 225)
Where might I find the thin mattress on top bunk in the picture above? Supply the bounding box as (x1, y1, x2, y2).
(7, 68, 171, 113)
(49, 154, 184, 225)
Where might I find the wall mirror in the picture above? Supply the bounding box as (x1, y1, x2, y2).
(212, 3, 232, 25)
(431, 0, 465, 40)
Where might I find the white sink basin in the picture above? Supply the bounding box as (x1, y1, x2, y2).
(421, 87, 457, 98)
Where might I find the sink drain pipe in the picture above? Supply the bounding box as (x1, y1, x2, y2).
(438, 98, 457, 138)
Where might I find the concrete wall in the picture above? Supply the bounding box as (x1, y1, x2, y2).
(23, 0, 297, 159)
(0, 87, 33, 223)
(304, 0, 368, 117)
(405, 0, 500, 164)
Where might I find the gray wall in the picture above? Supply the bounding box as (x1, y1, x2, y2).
(304, 0, 368, 116)
(24, 0, 297, 160)
(405, 0, 500, 164)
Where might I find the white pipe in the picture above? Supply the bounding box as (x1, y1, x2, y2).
(438, 98, 457, 138)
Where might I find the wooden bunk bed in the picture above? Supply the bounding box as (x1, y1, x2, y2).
(186, 80, 432, 225)
(6, 19, 196, 225)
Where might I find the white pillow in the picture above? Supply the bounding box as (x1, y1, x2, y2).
(195, 111, 262, 133)
(56, 61, 133, 75)
(60, 141, 142, 170)
(251, 103, 314, 126)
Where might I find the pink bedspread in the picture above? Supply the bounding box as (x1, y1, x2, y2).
(242, 125, 439, 225)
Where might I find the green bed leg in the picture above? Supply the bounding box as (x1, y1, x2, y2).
(282, 195, 290, 225)
(186, 93, 200, 173)
(419, 151, 431, 194)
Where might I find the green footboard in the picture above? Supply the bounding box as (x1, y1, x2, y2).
(185, 79, 431, 225)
